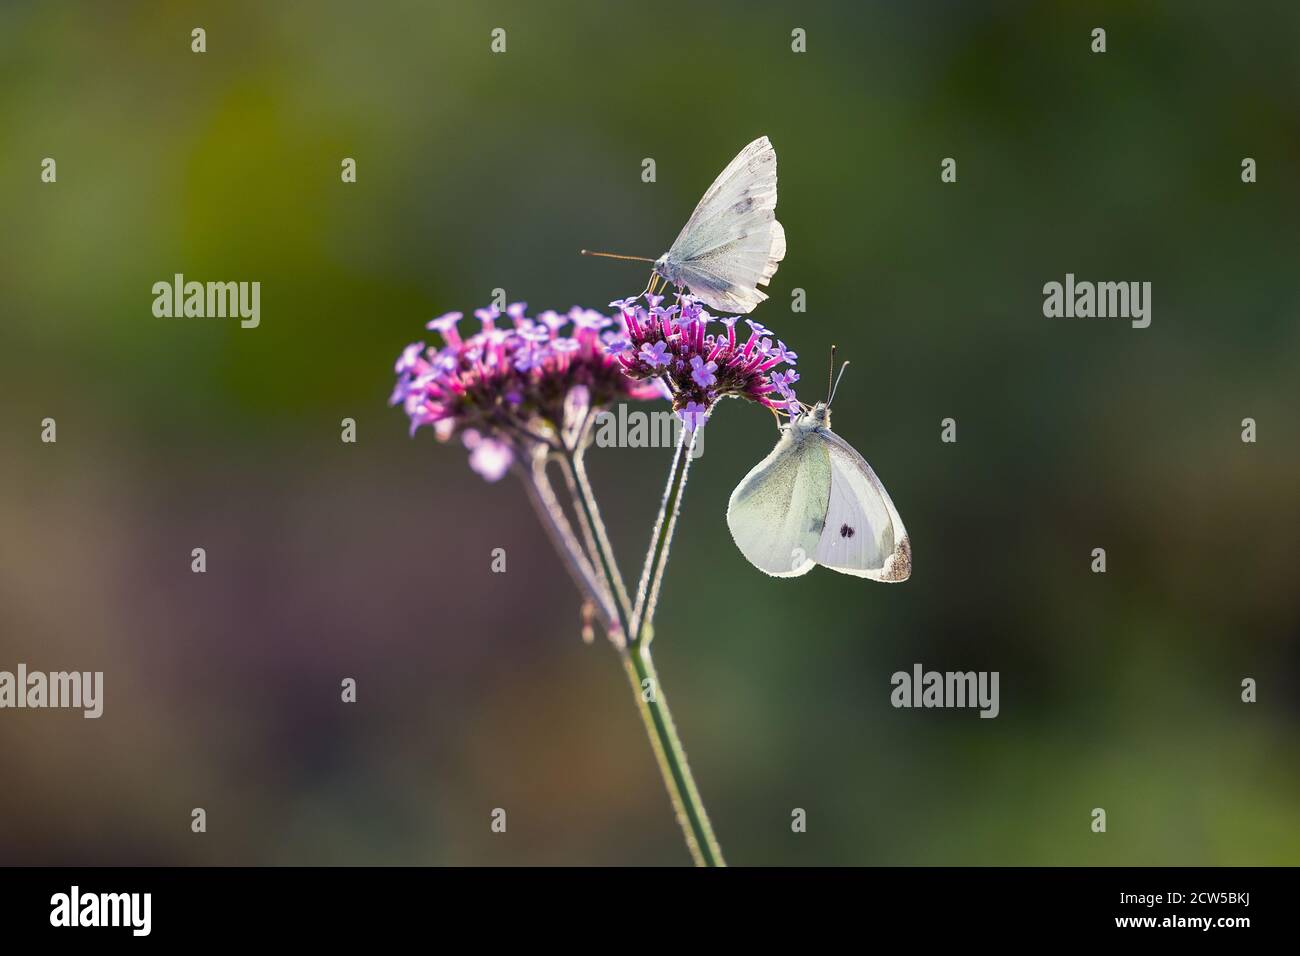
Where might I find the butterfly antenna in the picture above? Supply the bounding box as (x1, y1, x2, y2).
(580, 249, 656, 263)
(828, 360, 851, 408)
(826, 345, 838, 403)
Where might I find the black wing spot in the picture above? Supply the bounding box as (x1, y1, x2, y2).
(840, 524, 855, 539)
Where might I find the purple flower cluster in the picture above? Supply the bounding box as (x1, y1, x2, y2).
(607, 292, 800, 429)
(391, 302, 664, 480)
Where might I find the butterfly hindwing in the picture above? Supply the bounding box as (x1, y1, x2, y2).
(725, 428, 830, 577)
(670, 223, 785, 314)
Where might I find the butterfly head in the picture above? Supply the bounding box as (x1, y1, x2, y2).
(797, 347, 849, 433)
(795, 401, 831, 432)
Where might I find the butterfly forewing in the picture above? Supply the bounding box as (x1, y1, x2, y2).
(662, 136, 785, 314)
(813, 434, 910, 582)
(671, 137, 776, 246)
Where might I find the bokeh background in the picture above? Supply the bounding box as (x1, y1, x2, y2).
(2, 0, 1297, 865)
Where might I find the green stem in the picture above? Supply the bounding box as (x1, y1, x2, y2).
(623, 642, 725, 867)
(517, 447, 618, 638)
(630, 425, 697, 645)
(560, 421, 724, 866)
(561, 450, 633, 641)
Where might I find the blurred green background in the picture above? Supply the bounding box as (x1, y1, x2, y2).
(1, 0, 1297, 865)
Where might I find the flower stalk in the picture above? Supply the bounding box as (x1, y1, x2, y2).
(623, 641, 725, 867)
(631, 424, 698, 646)
(516, 447, 619, 639)
(565, 418, 724, 866)
(393, 293, 800, 866)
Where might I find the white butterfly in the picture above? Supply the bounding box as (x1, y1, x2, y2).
(726, 399, 911, 581)
(653, 136, 786, 314)
(583, 136, 786, 314)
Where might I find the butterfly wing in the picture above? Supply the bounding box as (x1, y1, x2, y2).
(663, 136, 785, 314)
(726, 427, 830, 577)
(812, 430, 911, 582)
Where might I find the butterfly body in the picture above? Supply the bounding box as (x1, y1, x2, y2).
(726, 403, 911, 581)
(654, 136, 786, 314)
